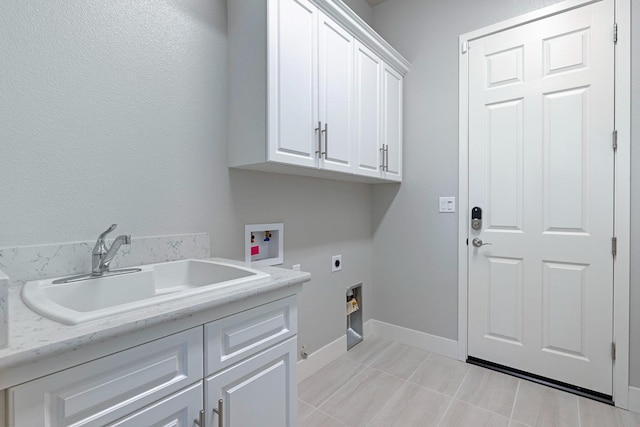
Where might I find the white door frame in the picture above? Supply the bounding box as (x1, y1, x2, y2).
(457, 0, 631, 408)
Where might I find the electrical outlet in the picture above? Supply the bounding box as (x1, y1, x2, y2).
(332, 255, 342, 272)
(300, 345, 309, 359)
(292, 264, 301, 271)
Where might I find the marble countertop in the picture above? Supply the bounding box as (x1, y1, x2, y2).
(0, 258, 311, 381)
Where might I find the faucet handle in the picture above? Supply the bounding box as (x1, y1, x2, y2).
(98, 224, 117, 240)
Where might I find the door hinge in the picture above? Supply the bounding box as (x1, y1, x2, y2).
(612, 130, 618, 151)
(461, 41, 469, 54)
(612, 237, 617, 257)
(611, 342, 616, 361)
(614, 23, 618, 43)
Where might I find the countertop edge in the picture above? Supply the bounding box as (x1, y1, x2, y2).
(0, 258, 311, 386)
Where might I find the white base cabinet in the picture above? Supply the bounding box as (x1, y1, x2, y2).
(228, 0, 409, 184)
(206, 338, 297, 427)
(7, 296, 298, 427)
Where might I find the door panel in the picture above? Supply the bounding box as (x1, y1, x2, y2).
(354, 41, 382, 177)
(270, 0, 318, 167)
(467, 0, 614, 394)
(318, 11, 354, 173)
(382, 64, 403, 180)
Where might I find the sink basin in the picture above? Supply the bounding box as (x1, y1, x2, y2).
(22, 259, 271, 325)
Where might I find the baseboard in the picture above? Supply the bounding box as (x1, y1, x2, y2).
(368, 319, 458, 358)
(297, 334, 347, 383)
(629, 386, 640, 413)
(297, 319, 458, 382)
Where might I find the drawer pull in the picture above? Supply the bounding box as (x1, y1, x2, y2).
(194, 409, 206, 427)
(212, 399, 223, 427)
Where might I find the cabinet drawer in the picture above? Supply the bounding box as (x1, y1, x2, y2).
(8, 327, 203, 427)
(108, 382, 202, 427)
(205, 296, 297, 375)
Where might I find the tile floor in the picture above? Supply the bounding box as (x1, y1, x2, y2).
(298, 336, 640, 427)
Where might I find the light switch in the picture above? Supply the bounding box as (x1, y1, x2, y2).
(439, 197, 456, 213)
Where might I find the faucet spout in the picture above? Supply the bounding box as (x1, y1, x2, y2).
(91, 224, 132, 276)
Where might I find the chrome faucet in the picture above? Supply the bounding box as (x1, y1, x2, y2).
(92, 224, 131, 276)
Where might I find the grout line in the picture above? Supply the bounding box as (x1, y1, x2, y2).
(365, 376, 410, 425)
(437, 362, 472, 427)
(577, 396, 582, 427)
(312, 359, 369, 410)
(313, 407, 349, 426)
(508, 380, 521, 425)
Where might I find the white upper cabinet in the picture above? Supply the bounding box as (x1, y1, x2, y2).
(228, 0, 409, 183)
(354, 41, 383, 178)
(269, 0, 319, 168)
(318, 11, 355, 174)
(382, 63, 403, 181)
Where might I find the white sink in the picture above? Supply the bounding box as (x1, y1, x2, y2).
(22, 259, 271, 325)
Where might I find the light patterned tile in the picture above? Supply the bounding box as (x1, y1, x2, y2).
(299, 410, 347, 427)
(617, 409, 640, 427)
(343, 335, 394, 366)
(455, 365, 519, 417)
(367, 383, 450, 426)
(319, 367, 404, 427)
(408, 353, 470, 396)
(511, 380, 579, 426)
(298, 399, 315, 422)
(509, 421, 529, 427)
(370, 342, 429, 379)
(298, 357, 364, 407)
(579, 397, 622, 427)
(439, 400, 510, 427)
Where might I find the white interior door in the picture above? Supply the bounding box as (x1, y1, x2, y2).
(467, 0, 615, 395)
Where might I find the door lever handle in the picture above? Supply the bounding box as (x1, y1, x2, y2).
(472, 238, 492, 248)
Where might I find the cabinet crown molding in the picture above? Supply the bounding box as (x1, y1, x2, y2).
(310, 0, 410, 75)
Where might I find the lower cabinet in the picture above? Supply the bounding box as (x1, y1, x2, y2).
(109, 382, 203, 427)
(7, 296, 297, 427)
(205, 338, 297, 427)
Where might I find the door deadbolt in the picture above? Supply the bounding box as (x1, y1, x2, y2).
(471, 207, 482, 230)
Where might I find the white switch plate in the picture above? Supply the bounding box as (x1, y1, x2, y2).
(439, 197, 456, 213)
(292, 264, 301, 271)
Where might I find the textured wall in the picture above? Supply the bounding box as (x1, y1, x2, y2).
(0, 0, 373, 358)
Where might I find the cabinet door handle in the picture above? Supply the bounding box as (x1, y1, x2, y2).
(315, 121, 322, 158)
(380, 146, 385, 170)
(385, 145, 389, 172)
(194, 409, 206, 427)
(212, 399, 223, 427)
(322, 123, 328, 159)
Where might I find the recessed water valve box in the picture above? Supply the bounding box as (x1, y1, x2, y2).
(245, 223, 283, 266)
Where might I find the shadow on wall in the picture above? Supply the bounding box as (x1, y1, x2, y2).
(371, 183, 401, 233)
(169, 0, 227, 34)
(227, 168, 374, 256)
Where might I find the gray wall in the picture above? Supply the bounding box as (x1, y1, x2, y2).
(370, 0, 640, 387)
(0, 0, 373, 357)
(342, 0, 374, 25)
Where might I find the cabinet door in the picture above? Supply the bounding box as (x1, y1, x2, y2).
(108, 383, 202, 427)
(382, 63, 403, 181)
(268, 0, 319, 168)
(205, 338, 297, 427)
(354, 41, 383, 178)
(318, 11, 354, 174)
(8, 327, 203, 427)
